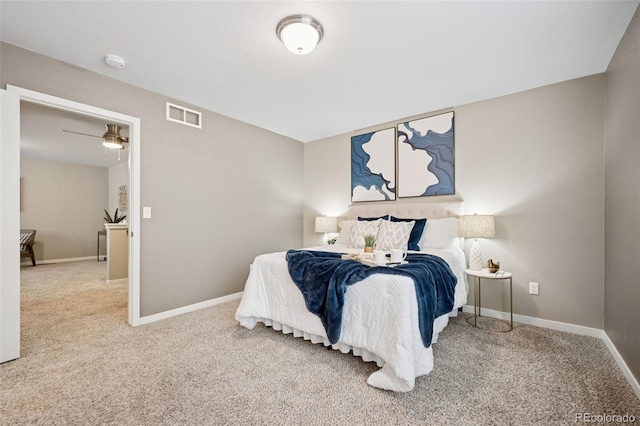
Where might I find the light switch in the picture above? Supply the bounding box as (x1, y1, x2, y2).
(143, 207, 152, 218)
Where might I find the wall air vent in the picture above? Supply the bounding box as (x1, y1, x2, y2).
(166, 102, 202, 129)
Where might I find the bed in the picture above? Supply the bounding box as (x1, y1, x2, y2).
(235, 201, 468, 392)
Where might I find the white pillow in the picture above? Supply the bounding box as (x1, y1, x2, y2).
(336, 220, 355, 246)
(350, 219, 383, 249)
(419, 217, 459, 249)
(376, 220, 414, 251)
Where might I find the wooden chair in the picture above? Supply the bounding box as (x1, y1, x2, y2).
(20, 229, 36, 266)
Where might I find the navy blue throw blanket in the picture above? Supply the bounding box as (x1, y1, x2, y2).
(285, 250, 457, 347)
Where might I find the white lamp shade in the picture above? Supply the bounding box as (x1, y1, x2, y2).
(457, 215, 495, 238)
(315, 216, 337, 233)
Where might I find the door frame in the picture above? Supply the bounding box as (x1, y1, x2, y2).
(6, 85, 142, 326)
(0, 89, 21, 362)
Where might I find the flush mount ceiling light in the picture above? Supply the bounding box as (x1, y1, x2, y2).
(276, 14, 323, 55)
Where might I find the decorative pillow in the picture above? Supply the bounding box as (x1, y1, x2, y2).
(390, 216, 427, 251)
(357, 215, 389, 221)
(376, 220, 415, 251)
(350, 219, 383, 249)
(418, 217, 459, 249)
(336, 220, 355, 246)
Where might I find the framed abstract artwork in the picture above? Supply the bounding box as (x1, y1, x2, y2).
(351, 127, 396, 202)
(397, 111, 454, 197)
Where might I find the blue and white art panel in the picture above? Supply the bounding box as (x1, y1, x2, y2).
(397, 112, 454, 197)
(351, 127, 396, 202)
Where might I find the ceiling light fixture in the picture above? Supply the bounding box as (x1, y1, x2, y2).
(276, 14, 323, 55)
(102, 124, 127, 150)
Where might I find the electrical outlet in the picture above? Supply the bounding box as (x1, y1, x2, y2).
(529, 282, 539, 295)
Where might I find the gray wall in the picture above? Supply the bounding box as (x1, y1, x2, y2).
(2, 42, 304, 316)
(304, 74, 606, 329)
(20, 156, 108, 261)
(604, 7, 640, 381)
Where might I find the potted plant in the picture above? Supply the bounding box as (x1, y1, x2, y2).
(364, 234, 376, 253)
(104, 208, 127, 224)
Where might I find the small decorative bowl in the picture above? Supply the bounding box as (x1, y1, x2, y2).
(488, 266, 499, 273)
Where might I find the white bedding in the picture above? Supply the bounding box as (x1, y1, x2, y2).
(235, 244, 468, 392)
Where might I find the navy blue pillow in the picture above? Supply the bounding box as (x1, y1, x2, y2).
(390, 216, 427, 251)
(357, 215, 389, 221)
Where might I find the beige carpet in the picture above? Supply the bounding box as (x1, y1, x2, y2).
(1, 260, 638, 425)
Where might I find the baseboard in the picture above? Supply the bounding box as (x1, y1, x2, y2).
(106, 278, 127, 285)
(602, 332, 640, 399)
(461, 305, 604, 338)
(137, 291, 244, 325)
(21, 256, 96, 266)
(462, 305, 639, 398)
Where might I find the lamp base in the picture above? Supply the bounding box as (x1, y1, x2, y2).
(469, 239, 483, 270)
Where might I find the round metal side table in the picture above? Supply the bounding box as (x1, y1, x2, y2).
(465, 268, 513, 332)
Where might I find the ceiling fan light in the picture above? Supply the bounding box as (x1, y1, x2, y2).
(103, 137, 124, 149)
(102, 124, 125, 149)
(277, 15, 323, 55)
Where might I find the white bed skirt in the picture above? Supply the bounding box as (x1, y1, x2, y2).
(236, 246, 467, 392)
(238, 310, 455, 392)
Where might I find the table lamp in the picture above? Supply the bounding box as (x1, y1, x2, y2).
(315, 216, 338, 244)
(457, 214, 495, 270)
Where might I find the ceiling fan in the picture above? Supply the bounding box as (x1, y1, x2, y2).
(63, 124, 129, 159)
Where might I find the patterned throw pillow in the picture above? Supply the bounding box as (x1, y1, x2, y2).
(350, 219, 383, 249)
(376, 220, 415, 251)
(390, 216, 427, 251)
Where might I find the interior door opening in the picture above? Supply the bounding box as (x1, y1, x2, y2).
(5, 85, 141, 334)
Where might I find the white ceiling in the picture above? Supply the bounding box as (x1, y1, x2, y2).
(2, 1, 638, 157)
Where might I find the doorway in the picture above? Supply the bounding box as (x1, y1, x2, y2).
(1, 85, 141, 363)
(20, 101, 128, 264)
